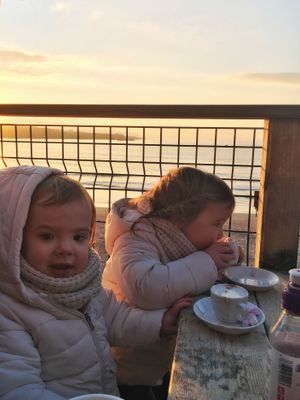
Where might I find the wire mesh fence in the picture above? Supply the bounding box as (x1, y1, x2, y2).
(0, 121, 264, 264)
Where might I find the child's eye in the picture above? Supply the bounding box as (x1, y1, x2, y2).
(73, 234, 88, 242)
(214, 222, 223, 227)
(39, 233, 54, 241)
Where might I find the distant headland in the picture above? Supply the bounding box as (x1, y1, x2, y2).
(1, 125, 137, 141)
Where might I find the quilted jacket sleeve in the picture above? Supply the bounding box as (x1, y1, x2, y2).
(0, 313, 65, 400)
(104, 230, 218, 309)
(102, 288, 165, 348)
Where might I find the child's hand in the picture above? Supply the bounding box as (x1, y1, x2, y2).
(219, 244, 246, 281)
(160, 296, 193, 337)
(204, 241, 235, 270)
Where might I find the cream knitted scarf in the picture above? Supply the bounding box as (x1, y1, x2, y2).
(136, 197, 197, 263)
(148, 217, 197, 263)
(20, 249, 101, 310)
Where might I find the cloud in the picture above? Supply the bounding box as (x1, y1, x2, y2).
(0, 47, 93, 77)
(242, 72, 300, 85)
(0, 44, 299, 105)
(0, 49, 46, 63)
(0, 46, 181, 82)
(0, 48, 49, 76)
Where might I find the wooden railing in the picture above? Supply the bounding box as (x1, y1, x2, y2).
(0, 104, 299, 270)
(1, 104, 300, 119)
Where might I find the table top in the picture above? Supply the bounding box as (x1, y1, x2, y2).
(167, 272, 288, 400)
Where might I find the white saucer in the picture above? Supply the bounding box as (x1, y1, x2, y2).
(223, 266, 279, 291)
(70, 394, 123, 400)
(193, 297, 265, 335)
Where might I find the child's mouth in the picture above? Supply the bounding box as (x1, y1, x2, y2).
(48, 263, 74, 277)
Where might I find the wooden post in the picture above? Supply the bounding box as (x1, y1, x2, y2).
(255, 119, 300, 270)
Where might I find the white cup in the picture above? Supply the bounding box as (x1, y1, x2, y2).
(210, 283, 249, 323)
(69, 394, 123, 400)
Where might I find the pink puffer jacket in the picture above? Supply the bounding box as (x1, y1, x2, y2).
(102, 198, 218, 385)
(0, 166, 164, 400)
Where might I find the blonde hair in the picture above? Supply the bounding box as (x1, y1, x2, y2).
(30, 174, 96, 246)
(130, 167, 235, 225)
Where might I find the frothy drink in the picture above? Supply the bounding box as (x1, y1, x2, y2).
(210, 283, 249, 323)
(213, 284, 246, 299)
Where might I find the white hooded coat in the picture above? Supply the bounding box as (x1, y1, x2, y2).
(0, 166, 164, 400)
(102, 198, 218, 385)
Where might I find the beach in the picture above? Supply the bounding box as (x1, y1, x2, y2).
(95, 208, 258, 266)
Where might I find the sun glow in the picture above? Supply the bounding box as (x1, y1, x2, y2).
(0, 1, 299, 105)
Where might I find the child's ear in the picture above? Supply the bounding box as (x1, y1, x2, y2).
(169, 214, 183, 228)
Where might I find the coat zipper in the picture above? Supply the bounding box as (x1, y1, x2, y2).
(84, 312, 95, 331)
(40, 294, 105, 366)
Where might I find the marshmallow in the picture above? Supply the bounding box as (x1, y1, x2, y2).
(222, 237, 240, 265)
(241, 304, 261, 327)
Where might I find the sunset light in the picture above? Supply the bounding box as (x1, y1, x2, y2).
(0, 0, 299, 105)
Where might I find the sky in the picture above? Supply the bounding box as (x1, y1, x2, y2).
(0, 0, 300, 105)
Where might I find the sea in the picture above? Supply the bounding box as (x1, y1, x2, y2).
(0, 118, 264, 214)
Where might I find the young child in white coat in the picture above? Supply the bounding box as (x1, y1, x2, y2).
(102, 166, 242, 400)
(0, 165, 191, 400)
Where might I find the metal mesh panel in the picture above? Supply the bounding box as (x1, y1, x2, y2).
(0, 122, 264, 264)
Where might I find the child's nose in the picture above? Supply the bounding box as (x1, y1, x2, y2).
(217, 229, 224, 240)
(56, 239, 73, 255)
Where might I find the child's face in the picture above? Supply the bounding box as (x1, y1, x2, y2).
(180, 202, 232, 250)
(22, 198, 92, 278)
